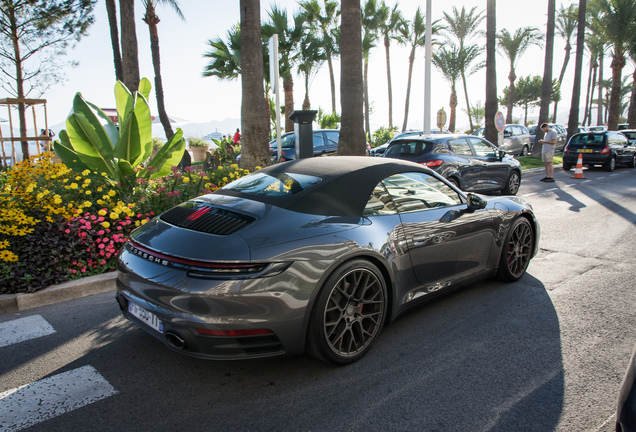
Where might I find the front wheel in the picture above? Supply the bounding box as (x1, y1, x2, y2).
(628, 154, 636, 168)
(501, 171, 521, 195)
(306, 259, 387, 364)
(496, 217, 534, 282)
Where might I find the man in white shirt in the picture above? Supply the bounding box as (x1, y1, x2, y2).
(539, 123, 557, 182)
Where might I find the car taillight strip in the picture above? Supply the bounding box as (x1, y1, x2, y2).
(196, 328, 274, 337)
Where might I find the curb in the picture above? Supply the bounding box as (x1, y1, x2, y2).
(0, 272, 116, 314)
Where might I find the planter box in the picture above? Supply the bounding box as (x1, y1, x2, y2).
(190, 145, 209, 162)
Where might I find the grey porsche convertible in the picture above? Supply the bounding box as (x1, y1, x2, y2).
(116, 156, 540, 364)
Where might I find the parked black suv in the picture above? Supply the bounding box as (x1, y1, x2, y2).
(562, 131, 636, 172)
(382, 134, 522, 195)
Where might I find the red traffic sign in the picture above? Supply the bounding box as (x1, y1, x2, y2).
(495, 112, 505, 132)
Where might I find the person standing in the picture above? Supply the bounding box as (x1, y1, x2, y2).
(539, 123, 557, 182)
(233, 128, 241, 144)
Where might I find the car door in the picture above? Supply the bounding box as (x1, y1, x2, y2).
(380, 172, 496, 297)
(467, 137, 509, 191)
(445, 137, 481, 190)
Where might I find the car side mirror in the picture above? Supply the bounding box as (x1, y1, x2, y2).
(467, 193, 487, 213)
(499, 150, 506, 160)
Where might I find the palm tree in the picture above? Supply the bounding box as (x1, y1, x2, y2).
(627, 42, 636, 127)
(566, 0, 587, 138)
(203, 26, 241, 81)
(298, 0, 340, 114)
(533, 0, 555, 157)
(339, 0, 365, 155)
(105, 0, 122, 81)
(239, 0, 270, 170)
(295, 32, 326, 110)
(432, 44, 462, 132)
(484, 0, 498, 145)
(362, 0, 380, 138)
(262, 6, 304, 132)
(588, 0, 636, 130)
(142, 0, 184, 140)
(119, 0, 140, 92)
(443, 6, 485, 132)
(497, 27, 543, 124)
(582, 34, 605, 126)
(377, 1, 406, 129)
(400, 8, 442, 131)
(553, 3, 578, 123)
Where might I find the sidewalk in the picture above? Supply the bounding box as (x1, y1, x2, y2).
(0, 165, 558, 315)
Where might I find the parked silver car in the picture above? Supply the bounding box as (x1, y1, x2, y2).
(528, 124, 567, 152)
(473, 124, 533, 156)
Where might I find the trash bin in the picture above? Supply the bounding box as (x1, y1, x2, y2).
(289, 110, 317, 159)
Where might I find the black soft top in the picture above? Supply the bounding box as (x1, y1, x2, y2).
(214, 156, 434, 217)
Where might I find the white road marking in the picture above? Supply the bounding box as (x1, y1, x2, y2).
(546, 188, 559, 192)
(0, 365, 117, 432)
(0, 315, 56, 348)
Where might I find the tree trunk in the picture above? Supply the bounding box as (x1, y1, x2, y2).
(119, 0, 140, 92)
(402, 47, 415, 132)
(364, 57, 371, 138)
(105, 0, 123, 82)
(327, 57, 336, 114)
(596, 52, 604, 125)
(582, 60, 593, 126)
(449, 88, 457, 133)
(607, 53, 625, 131)
(533, 0, 554, 157)
(239, 0, 270, 170)
(566, 0, 586, 140)
(553, 40, 571, 123)
(485, 0, 498, 145)
(384, 36, 393, 129)
(461, 70, 475, 132)
(628, 68, 636, 128)
(339, 0, 365, 155)
(144, 5, 174, 140)
(506, 68, 516, 124)
(588, 62, 598, 126)
(7, 5, 29, 160)
(283, 76, 294, 132)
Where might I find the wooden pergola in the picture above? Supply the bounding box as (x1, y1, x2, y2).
(0, 98, 50, 169)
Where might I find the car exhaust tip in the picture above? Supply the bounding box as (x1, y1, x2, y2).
(165, 332, 186, 350)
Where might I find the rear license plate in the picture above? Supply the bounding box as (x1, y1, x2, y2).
(128, 301, 164, 333)
(578, 149, 593, 153)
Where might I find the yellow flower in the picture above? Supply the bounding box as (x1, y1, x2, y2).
(0, 250, 18, 263)
(102, 221, 111, 228)
(182, 177, 190, 183)
(85, 190, 91, 195)
(110, 212, 119, 220)
(108, 190, 116, 197)
(83, 201, 92, 207)
(98, 209, 107, 216)
(82, 169, 91, 176)
(0, 240, 9, 249)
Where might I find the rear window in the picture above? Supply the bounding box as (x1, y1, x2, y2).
(569, 134, 606, 146)
(384, 140, 434, 157)
(270, 133, 296, 148)
(222, 171, 321, 196)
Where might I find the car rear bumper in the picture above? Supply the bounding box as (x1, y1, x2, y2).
(563, 153, 610, 165)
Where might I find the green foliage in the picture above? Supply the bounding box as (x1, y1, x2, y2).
(187, 136, 209, 147)
(56, 78, 186, 188)
(370, 126, 398, 148)
(316, 108, 341, 129)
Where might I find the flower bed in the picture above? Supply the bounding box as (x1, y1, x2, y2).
(0, 153, 253, 294)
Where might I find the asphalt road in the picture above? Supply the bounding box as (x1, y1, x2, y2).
(1, 165, 635, 432)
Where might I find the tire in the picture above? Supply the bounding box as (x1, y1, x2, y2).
(306, 259, 387, 364)
(604, 156, 616, 172)
(562, 162, 572, 171)
(496, 217, 534, 282)
(501, 171, 521, 195)
(519, 145, 529, 157)
(628, 154, 636, 168)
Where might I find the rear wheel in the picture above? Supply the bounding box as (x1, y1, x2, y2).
(501, 171, 520, 195)
(519, 145, 529, 156)
(306, 259, 387, 364)
(562, 162, 572, 171)
(604, 156, 616, 172)
(496, 217, 534, 282)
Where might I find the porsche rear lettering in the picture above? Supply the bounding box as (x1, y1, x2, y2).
(130, 246, 169, 267)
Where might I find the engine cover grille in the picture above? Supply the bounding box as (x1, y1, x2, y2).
(160, 204, 255, 235)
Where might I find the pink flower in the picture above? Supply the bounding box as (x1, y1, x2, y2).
(64, 229, 71, 234)
(173, 172, 182, 178)
(185, 166, 194, 172)
(170, 166, 179, 172)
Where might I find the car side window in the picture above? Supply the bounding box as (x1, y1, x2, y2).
(468, 138, 498, 157)
(448, 138, 473, 156)
(363, 183, 398, 216)
(325, 131, 339, 145)
(380, 172, 463, 214)
(312, 133, 326, 148)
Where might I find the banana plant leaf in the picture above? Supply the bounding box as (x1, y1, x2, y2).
(138, 78, 152, 101)
(65, 112, 118, 178)
(115, 93, 151, 166)
(115, 81, 134, 131)
(55, 130, 91, 172)
(140, 128, 186, 178)
(72, 93, 117, 152)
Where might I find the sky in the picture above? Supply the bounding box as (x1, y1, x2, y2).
(3, 0, 608, 141)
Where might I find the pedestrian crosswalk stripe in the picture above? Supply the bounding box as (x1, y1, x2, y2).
(0, 365, 118, 432)
(0, 315, 56, 348)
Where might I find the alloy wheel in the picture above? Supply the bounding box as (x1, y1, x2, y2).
(323, 268, 385, 358)
(505, 219, 533, 279)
